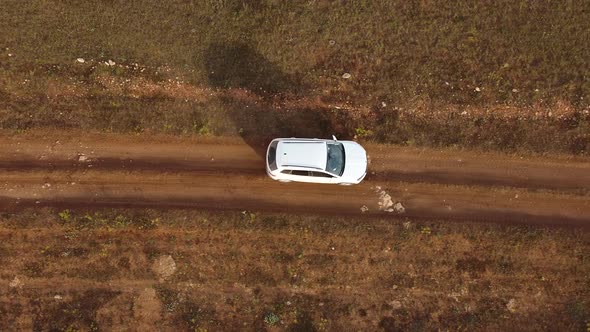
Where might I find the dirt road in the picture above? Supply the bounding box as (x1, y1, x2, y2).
(1, 132, 589, 227)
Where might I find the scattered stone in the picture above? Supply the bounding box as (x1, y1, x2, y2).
(373, 186, 405, 213)
(512, 88, 518, 93)
(360, 205, 369, 213)
(152, 255, 176, 280)
(390, 300, 402, 310)
(403, 221, 411, 229)
(329, 40, 336, 46)
(54, 295, 63, 300)
(449, 292, 461, 302)
(381, 101, 387, 107)
(107, 59, 116, 66)
(378, 190, 394, 212)
(342, 73, 352, 79)
(9, 276, 23, 288)
(76, 58, 85, 63)
(475, 87, 481, 92)
(506, 299, 517, 313)
(393, 202, 405, 214)
(78, 154, 89, 162)
(42, 183, 51, 189)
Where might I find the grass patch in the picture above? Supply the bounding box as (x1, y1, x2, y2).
(0, 1, 588, 153)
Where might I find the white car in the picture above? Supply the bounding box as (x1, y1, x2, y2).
(266, 136, 368, 185)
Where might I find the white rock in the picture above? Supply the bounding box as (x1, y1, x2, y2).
(393, 202, 405, 214)
(54, 295, 63, 300)
(360, 205, 369, 213)
(390, 300, 402, 309)
(506, 299, 517, 312)
(378, 191, 394, 211)
(152, 255, 176, 280)
(9, 276, 23, 288)
(475, 87, 481, 92)
(342, 73, 352, 79)
(107, 60, 116, 66)
(76, 58, 85, 63)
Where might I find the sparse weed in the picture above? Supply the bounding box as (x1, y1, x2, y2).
(58, 210, 71, 222)
(354, 127, 373, 139)
(264, 312, 280, 326)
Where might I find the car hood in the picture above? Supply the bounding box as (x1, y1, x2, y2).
(341, 141, 367, 180)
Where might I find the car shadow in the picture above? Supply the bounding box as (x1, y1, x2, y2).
(204, 41, 356, 160)
(204, 42, 305, 99)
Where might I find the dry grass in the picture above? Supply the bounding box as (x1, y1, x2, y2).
(0, 208, 588, 330)
(0, 0, 589, 153)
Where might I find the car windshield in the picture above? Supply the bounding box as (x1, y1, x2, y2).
(326, 142, 345, 176)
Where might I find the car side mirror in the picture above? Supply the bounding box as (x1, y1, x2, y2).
(332, 135, 337, 141)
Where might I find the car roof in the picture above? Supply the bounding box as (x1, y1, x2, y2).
(276, 140, 327, 170)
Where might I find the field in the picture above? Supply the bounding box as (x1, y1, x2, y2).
(0, 1, 589, 331)
(1, 0, 589, 153)
(1, 208, 588, 331)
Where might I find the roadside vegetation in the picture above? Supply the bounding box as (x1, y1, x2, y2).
(0, 0, 588, 153)
(0, 208, 588, 330)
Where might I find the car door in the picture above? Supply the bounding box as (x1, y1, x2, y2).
(309, 171, 338, 184)
(279, 169, 329, 183)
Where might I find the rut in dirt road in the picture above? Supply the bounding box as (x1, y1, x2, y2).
(2, 134, 589, 194)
